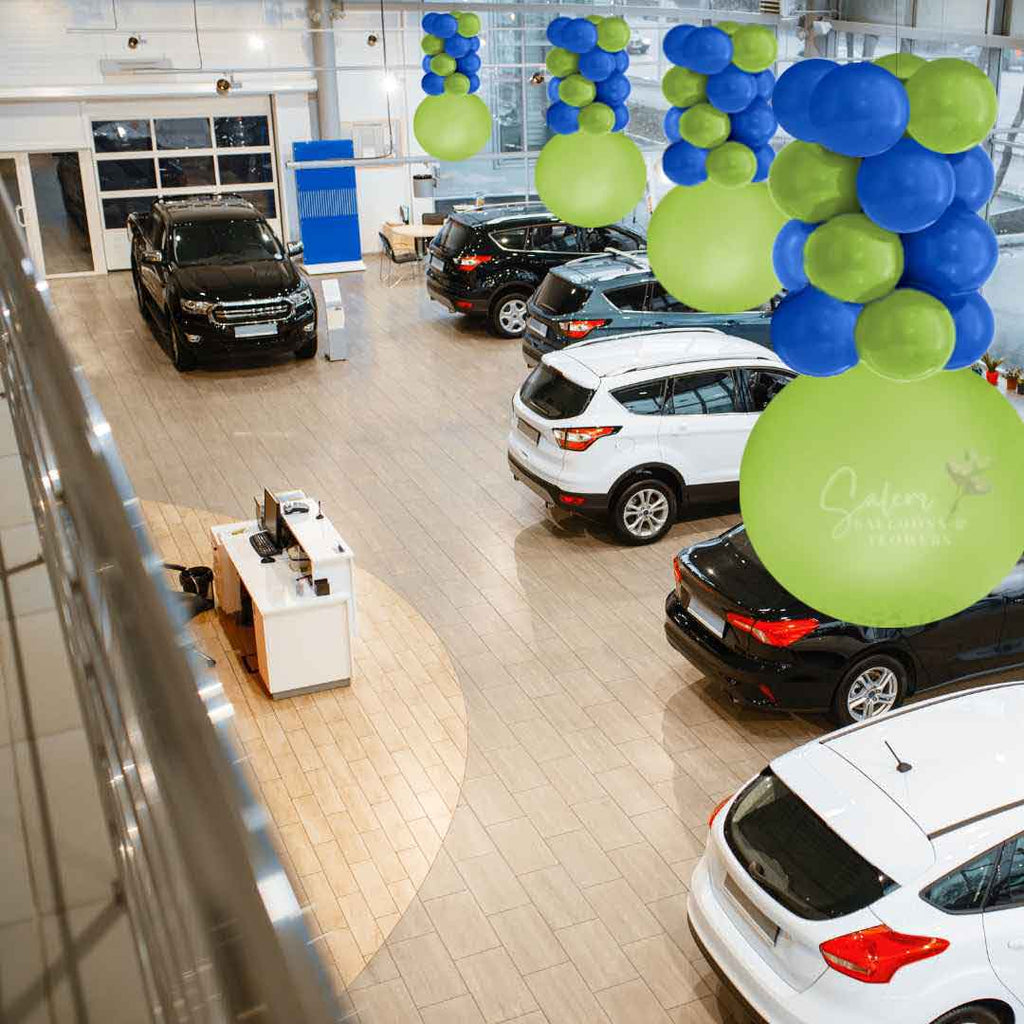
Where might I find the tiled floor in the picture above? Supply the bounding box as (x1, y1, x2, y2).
(47, 265, 828, 1023)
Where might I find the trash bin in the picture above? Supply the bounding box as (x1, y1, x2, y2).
(322, 278, 347, 361)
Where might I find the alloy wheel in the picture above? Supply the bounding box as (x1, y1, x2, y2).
(622, 487, 670, 539)
(498, 297, 528, 335)
(846, 666, 899, 721)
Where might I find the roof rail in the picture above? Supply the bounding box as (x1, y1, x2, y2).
(157, 193, 256, 208)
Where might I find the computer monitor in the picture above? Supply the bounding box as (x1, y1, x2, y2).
(263, 488, 281, 549)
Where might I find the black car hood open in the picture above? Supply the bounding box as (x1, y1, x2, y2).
(682, 526, 820, 619)
(174, 259, 299, 302)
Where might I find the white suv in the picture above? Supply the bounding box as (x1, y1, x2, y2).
(690, 681, 1024, 1024)
(507, 328, 792, 544)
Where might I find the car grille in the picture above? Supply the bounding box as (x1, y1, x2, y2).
(211, 299, 292, 325)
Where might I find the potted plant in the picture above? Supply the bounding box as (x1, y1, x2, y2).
(981, 352, 1003, 385)
(1007, 366, 1022, 394)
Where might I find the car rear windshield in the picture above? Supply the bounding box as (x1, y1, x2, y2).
(437, 218, 474, 253)
(726, 770, 896, 921)
(520, 365, 594, 420)
(534, 274, 590, 316)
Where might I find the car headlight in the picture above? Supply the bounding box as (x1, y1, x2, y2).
(288, 284, 313, 308)
(180, 298, 214, 314)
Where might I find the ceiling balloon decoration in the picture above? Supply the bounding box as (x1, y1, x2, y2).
(414, 11, 491, 161)
(534, 15, 646, 228)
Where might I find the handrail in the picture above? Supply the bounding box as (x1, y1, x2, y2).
(0, 193, 348, 1021)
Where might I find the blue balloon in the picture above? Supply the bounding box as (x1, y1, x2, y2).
(809, 63, 909, 158)
(772, 287, 862, 377)
(706, 65, 757, 114)
(903, 203, 999, 296)
(948, 146, 995, 213)
(444, 33, 472, 58)
(547, 16, 572, 48)
(680, 26, 733, 75)
(612, 104, 630, 132)
(467, 36, 480, 53)
(562, 17, 599, 55)
(614, 50, 630, 74)
(754, 69, 775, 100)
(547, 76, 563, 103)
(579, 47, 616, 82)
(773, 59, 836, 142)
(547, 101, 580, 135)
(753, 144, 775, 183)
(422, 55, 434, 73)
(421, 72, 446, 96)
(773, 220, 816, 292)
(467, 73, 481, 94)
(663, 24, 696, 66)
(664, 106, 686, 142)
(857, 138, 955, 233)
(596, 73, 630, 105)
(943, 291, 996, 369)
(729, 98, 777, 148)
(433, 13, 458, 39)
(457, 53, 481, 75)
(663, 140, 707, 186)
(421, 13, 439, 34)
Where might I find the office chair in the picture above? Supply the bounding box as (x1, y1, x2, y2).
(378, 231, 420, 288)
(165, 563, 216, 667)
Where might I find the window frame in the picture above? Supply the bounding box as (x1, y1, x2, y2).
(666, 368, 745, 417)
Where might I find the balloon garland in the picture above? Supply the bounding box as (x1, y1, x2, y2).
(413, 11, 491, 161)
(534, 15, 647, 228)
(647, 21, 785, 313)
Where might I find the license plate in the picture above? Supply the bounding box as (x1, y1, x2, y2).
(686, 594, 725, 637)
(526, 316, 548, 338)
(517, 418, 540, 444)
(429, 254, 445, 272)
(235, 322, 278, 338)
(725, 873, 780, 945)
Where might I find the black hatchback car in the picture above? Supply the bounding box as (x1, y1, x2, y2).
(666, 524, 1024, 726)
(424, 203, 644, 338)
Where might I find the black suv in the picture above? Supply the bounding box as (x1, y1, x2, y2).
(424, 203, 645, 338)
(128, 195, 316, 370)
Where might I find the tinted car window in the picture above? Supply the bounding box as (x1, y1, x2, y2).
(530, 223, 581, 253)
(535, 274, 590, 315)
(669, 371, 740, 415)
(746, 369, 794, 412)
(491, 227, 528, 250)
(438, 219, 473, 253)
(923, 846, 1000, 913)
(990, 836, 1024, 910)
(520, 365, 593, 419)
(611, 380, 667, 415)
(597, 226, 641, 252)
(727, 770, 896, 921)
(172, 218, 281, 265)
(606, 281, 692, 313)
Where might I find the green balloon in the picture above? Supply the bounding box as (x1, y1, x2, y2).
(906, 57, 998, 154)
(804, 213, 903, 304)
(414, 93, 492, 161)
(445, 72, 471, 95)
(586, 14, 604, 25)
(768, 141, 861, 222)
(535, 131, 647, 228)
(598, 17, 631, 51)
(731, 24, 778, 73)
(741, 365, 1024, 628)
(680, 103, 731, 149)
(856, 289, 955, 382)
(546, 47, 579, 78)
(873, 51, 925, 81)
(648, 181, 786, 313)
(706, 141, 757, 187)
(717, 20, 741, 35)
(559, 74, 597, 108)
(422, 34, 443, 56)
(662, 66, 707, 108)
(430, 53, 456, 76)
(457, 12, 480, 36)
(579, 102, 615, 135)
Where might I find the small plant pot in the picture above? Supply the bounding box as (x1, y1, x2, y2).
(986, 370, 1000, 385)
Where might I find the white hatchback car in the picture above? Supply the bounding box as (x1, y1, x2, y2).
(507, 328, 792, 544)
(689, 682, 1024, 1024)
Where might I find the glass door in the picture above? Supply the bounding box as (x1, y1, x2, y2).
(0, 154, 30, 249)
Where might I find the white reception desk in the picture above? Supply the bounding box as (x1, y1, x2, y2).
(211, 492, 356, 699)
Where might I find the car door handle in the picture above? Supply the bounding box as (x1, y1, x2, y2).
(1008, 939, 1024, 951)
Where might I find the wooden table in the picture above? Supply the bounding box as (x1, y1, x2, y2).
(389, 222, 441, 256)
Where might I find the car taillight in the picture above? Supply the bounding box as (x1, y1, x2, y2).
(552, 425, 620, 451)
(559, 318, 610, 339)
(707, 794, 731, 828)
(455, 254, 492, 271)
(820, 926, 949, 984)
(726, 612, 819, 648)
(672, 555, 684, 586)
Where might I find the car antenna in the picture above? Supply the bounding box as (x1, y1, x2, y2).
(884, 740, 913, 774)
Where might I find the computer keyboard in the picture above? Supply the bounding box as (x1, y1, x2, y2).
(249, 531, 278, 559)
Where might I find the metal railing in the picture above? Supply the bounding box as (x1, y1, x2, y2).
(0, 197, 349, 1020)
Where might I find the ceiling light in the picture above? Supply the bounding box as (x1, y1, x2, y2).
(382, 72, 399, 93)
(248, 33, 266, 52)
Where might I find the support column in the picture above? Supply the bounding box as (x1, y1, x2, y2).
(311, 0, 341, 139)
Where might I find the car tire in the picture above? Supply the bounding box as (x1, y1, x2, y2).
(929, 1005, 1005, 1024)
(831, 653, 908, 727)
(612, 478, 677, 546)
(295, 334, 318, 360)
(169, 323, 197, 372)
(490, 290, 531, 338)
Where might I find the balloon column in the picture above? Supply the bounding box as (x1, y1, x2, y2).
(414, 11, 491, 161)
(534, 15, 647, 228)
(741, 55, 1024, 631)
(647, 22, 786, 313)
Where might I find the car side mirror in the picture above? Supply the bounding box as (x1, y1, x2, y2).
(141, 248, 163, 265)
(286, 241, 304, 257)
